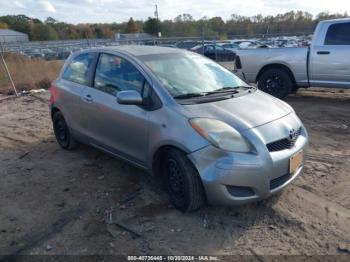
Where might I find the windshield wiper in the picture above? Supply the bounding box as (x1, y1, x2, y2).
(174, 86, 254, 100)
(206, 87, 239, 95)
(174, 93, 207, 99)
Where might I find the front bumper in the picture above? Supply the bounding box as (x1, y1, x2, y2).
(187, 114, 308, 206)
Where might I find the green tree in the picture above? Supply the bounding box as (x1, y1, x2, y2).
(30, 23, 58, 41)
(51, 22, 70, 39)
(144, 17, 158, 35)
(76, 25, 94, 39)
(0, 15, 33, 36)
(125, 17, 138, 33)
(173, 14, 197, 36)
(45, 17, 58, 24)
(67, 25, 79, 39)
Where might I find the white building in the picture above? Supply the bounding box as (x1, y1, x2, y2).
(0, 29, 29, 43)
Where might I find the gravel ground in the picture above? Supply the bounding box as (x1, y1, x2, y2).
(0, 88, 349, 259)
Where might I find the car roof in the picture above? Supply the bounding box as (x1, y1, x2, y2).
(320, 18, 350, 24)
(95, 45, 186, 57)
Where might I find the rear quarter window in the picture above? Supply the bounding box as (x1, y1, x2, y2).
(325, 22, 350, 45)
(62, 53, 96, 85)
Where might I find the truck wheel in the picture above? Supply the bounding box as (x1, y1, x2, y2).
(258, 68, 293, 99)
(162, 149, 206, 212)
(53, 111, 77, 150)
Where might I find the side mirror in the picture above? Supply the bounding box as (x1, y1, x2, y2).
(117, 90, 143, 105)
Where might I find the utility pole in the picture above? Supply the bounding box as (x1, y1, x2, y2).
(155, 4, 160, 37)
(201, 18, 206, 55)
(265, 25, 270, 38)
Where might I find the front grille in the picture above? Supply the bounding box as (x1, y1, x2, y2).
(270, 173, 292, 190)
(267, 127, 302, 152)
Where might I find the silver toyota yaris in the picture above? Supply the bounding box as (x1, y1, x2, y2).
(49, 46, 308, 212)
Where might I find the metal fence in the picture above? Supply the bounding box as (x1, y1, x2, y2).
(0, 32, 312, 62)
(0, 36, 223, 64)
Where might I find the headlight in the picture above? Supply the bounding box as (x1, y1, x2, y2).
(189, 118, 252, 152)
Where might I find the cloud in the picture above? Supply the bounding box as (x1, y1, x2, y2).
(39, 0, 57, 13)
(14, 1, 26, 9)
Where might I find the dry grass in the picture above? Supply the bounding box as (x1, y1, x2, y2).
(0, 54, 64, 95)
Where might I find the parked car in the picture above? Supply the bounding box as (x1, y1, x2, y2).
(41, 48, 57, 60)
(217, 42, 240, 51)
(25, 48, 45, 59)
(191, 44, 236, 62)
(176, 40, 212, 50)
(232, 40, 270, 49)
(57, 48, 72, 60)
(274, 39, 299, 48)
(235, 18, 350, 98)
(50, 46, 308, 212)
(160, 43, 177, 48)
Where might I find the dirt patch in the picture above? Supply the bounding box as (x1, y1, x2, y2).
(0, 88, 349, 256)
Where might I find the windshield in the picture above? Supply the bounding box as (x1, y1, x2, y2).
(138, 52, 249, 97)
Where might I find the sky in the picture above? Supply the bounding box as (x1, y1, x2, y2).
(0, 0, 349, 24)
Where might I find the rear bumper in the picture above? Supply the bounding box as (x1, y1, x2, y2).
(187, 120, 308, 206)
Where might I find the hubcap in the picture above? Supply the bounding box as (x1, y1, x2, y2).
(265, 74, 284, 95)
(56, 119, 67, 143)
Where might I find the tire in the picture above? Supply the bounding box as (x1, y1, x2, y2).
(258, 68, 293, 99)
(53, 111, 77, 150)
(162, 149, 206, 212)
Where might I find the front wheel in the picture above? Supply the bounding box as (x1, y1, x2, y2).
(162, 149, 206, 212)
(258, 68, 293, 99)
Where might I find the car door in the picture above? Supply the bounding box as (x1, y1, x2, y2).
(204, 45, 216, 60)
(309, 22, 350, 87)
(57, 52, 97, 137)
(79, 52, 151, 166)
(215, 46, 235, 62)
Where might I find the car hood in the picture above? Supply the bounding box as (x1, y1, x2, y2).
(182, 90, 292, 132)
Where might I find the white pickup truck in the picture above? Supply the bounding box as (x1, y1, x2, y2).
(235, 18, 350, 98)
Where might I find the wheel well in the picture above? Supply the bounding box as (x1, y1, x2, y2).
(256, 64, 296, 85)
(51, 107, 60, 119)
(152, 145, 188, 178)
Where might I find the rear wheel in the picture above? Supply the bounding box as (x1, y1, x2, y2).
(162, 149, 206, 212)
(53, 111, 77, 150)
(258, 68, 293, 99)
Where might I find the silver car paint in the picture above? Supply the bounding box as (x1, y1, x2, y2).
(190, 112, 308, 204)
(51, 46, 308, 205)
(236, 18, 350, 88)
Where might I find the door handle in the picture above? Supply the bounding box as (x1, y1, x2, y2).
(317, 51, 330, 55)
(82, 94, 93, 102)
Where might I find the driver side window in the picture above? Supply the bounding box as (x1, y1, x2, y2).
(94, 53, 145, 96)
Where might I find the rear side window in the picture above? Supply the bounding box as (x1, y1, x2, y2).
(94, 53, 145, 96)
(205, 45, 214, 52)
(62, 53, 96, 85)
(325, 22, 350, 45)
